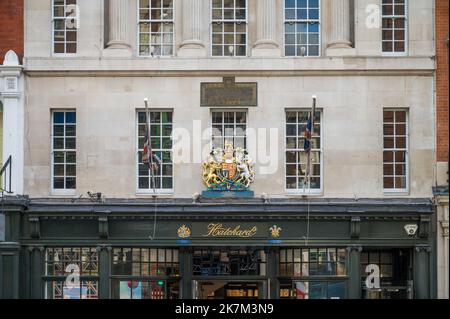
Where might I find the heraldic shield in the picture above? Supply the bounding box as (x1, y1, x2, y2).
(202, 141, 255, 192)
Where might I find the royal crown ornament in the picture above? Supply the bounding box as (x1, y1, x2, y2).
(177, 225, 191, 239)
(202, 141, 255, 191)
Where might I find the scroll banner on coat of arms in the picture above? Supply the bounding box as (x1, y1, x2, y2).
(201, 141, 255, 198)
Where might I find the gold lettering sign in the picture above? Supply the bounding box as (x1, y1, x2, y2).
(201, 77, 258, 107)
(202, 223, 258, 238)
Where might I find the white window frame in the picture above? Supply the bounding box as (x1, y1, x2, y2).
(135, 109, 174, 195)
(51, 0, 78, 56)
(137, 0, 175, 57)
(284, 108, 323, 195)
(383, 108, 409, 194)
(210, 109, 248, 150)
(50, 110, 77, 196)
(381, 0, 408, 57)
(210, 0, 248, 57)
(283, 0, 321, 57)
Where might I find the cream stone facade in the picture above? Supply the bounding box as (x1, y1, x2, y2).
(23, 0, 435, 199)
(0, 0, 441, 300)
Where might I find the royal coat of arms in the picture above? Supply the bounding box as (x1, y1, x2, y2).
(202, 141, 255, 191)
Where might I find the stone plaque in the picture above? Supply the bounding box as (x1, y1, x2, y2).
(201, 77, 258, 107)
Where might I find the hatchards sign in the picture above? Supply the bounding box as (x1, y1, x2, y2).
(193, 223, 263, 238)
(201, 77, 258, 107)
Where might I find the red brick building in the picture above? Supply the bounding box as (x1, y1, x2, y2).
(435, 0, 449, 300)
(436, 0, 449, 166)
(0, 0, 24, 63)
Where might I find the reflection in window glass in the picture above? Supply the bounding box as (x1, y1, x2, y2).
(112, 280, 179, 299)
(53, 0, 78, 54)
(52, 110, 76, 190)
(280, 281, 346, 299)
(284, 0, 320, 56)
(285, 110, 322, 191)
(44, 247, 98, 299)
(211, 0, 247, 56)
(137, 111, 173, 191)
(212, 111, 247, 149)
(383, 109, 408, 191)
(382, 0, 407, 53)
(279, 248, 347, 277)
(138, 0, 174, 56)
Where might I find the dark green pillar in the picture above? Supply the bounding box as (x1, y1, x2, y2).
(267, 247, 279, 299)
(414, 245, 431, 299)
(97, 245, 111, 299)
(180, 247, 192, 299)
(29, 245, 44, 299)
(0, 242, 20, 299)
(347, 246, 362, 299)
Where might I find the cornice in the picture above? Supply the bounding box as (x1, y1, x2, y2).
(24, 69, 434, 77)
(23, 56, 435, 77)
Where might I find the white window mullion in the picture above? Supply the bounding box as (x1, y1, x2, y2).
(51, 110, 76, 194)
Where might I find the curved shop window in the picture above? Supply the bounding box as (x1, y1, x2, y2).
(279, 248, 348, 299)
(44, 247, 99, 299)
(111, 248, 180, 299)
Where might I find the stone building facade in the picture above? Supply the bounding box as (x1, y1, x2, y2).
(0, 0, 441, 299)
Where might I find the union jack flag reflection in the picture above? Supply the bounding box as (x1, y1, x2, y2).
(142, 99, 162, 173)
(303, 96, 317, 179)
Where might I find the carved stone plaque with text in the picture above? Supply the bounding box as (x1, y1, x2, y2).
(201, 77, 258, 107)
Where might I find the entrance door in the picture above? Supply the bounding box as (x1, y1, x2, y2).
(195, 281, 264, 300)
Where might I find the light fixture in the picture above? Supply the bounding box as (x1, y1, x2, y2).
(300, 46, 306, 57)
(150, 45, 155, 57)
(228, 45, 234, 56)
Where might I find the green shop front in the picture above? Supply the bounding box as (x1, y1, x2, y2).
(0, 197, 436, 299)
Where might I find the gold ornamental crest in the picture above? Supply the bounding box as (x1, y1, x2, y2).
(202, 141, 255, 191)
(177, 225, 191, 239)
(269, 225, 282, 238)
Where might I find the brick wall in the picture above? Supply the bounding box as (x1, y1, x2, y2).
(0, 0, 23, 64)
(436, 0, 449, 163)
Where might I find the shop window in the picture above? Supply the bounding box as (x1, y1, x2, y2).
(279, 248, 346, 277)
(193, 248, 266, 276)
(111, 248, 180, 299)
(137, 111, 173, 192)
(138, 0, 174, 56)
(211, 0, 248, 56)
(44, 247, 98, 299)
(279, 281, 346, 299)
(361, 249, 412, 299)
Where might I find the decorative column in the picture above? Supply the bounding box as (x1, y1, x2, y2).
(414, 245, 432, 299)
(105, 0, 131, 55)
(327, 0, 354, 56)
(178, 0, 206, 57)
(0, 50, 24, 195)
(347, 246, 362, 299)
(252, 0, 280, 57)
(29, 246, 45, 299)
(180, 247, 193, 298)
(0, 242, 20, 299)
(96, 245, 112, 299)
(267, 248, 279, 299)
